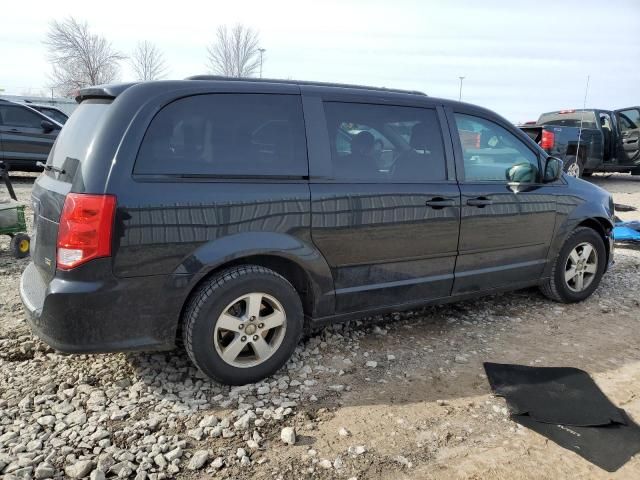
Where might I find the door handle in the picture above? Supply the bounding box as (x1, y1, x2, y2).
(467, 197, 493, 207)
(425, 197, 455, 209)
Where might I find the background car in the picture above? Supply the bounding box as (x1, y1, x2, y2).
(26, 103, 69, 125)
(0, 99, 62, 171)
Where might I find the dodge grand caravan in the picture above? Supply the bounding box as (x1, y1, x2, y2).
(21, 77, 615, 385)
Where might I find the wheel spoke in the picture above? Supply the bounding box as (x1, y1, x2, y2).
(221, 336, 245, 363)
(580, 244, 593, 261)
(569, 250, 580, 265)
(574, 272, 585, 291)
(245, 293, 263, 320)
(565, 266, 577, 283)
(260, 311, 285, 330)
(584, 263, 597, 274)
(217, 313, 242, 332)
(251, 336, 272, 360)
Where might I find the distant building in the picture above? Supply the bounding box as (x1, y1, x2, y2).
(0, 94, 77, 115)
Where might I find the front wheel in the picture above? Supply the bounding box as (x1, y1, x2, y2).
(540, 227, 606, 303)
(182, 265, 303, 385)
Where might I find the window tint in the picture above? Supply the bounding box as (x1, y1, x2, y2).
(538, 111, 597, 128)
(48, 100, 111, 173)
(0, 105, 42, 128)
(618, 109, 640, 132)
(39, 108, 68, 124)
(323, 102, 446, 182)
(135, 94, 307, 177)
(455, 113, 539, 183)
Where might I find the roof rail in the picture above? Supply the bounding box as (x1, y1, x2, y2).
(185, 75, 427, 96)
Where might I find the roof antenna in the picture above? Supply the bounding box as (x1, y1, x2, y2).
(574, 74, 590, 167)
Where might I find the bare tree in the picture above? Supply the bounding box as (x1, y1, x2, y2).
(44, 17, 125, 97)
(207, 24, 262, 77)
(130, 41, 168, 81)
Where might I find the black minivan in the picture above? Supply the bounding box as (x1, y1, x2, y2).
(21, 77, 615, 385)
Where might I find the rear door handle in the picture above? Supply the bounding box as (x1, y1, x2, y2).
(425, 197, 455, 209)
(467, 197, 493, 207)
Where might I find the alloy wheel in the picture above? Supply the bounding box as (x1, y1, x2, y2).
(564, 242, 598, 292)
(213, 292, 287, 368)
(566, 162, 581, 178)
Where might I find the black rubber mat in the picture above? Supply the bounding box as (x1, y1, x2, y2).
(484, 362, 625, 426)
(484, 363, 640, 472)
(516, 413, 640, 472)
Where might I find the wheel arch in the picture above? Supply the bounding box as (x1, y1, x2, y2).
(576, 217, 613, 267)
(544, 214, 613, 279)
(173, 233, 335, 341)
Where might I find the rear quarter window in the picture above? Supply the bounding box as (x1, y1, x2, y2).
(48, 99, 112, 172)
(134, 94, 308, 177)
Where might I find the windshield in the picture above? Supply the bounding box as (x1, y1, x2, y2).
(537, 111, 597, 128)
(48, 100, 111, 174)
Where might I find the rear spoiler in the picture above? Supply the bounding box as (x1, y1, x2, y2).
(75, 82, 138, 103)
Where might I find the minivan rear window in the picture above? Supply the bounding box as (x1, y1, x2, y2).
(48, 99, 111, 172)
(135, 94, 308, 177)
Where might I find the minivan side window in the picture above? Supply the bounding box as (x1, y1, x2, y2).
(135, 94, 308, 177)
(454, 113, 539, 183)
(0, 105, 43, 129)
(323, 102, 446, 182)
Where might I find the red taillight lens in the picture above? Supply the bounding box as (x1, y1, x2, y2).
(540, 130, 555, 150)
(57, 194, 116, 270)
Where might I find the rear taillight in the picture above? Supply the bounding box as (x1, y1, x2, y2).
(540, 130, 555, 150)
(57, 194, 116, 270)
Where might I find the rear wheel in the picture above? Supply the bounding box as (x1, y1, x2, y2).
(182, 265, 303, 385)
(540, 227, 606, 303)
(564, 156, 584, 178)
(10, 233, 30, 259)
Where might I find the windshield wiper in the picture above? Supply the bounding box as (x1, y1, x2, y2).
(36, 162, 66, 174)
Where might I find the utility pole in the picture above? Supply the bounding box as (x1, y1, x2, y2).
(258, 48, 266, 78)
(458, 76, 465, 101)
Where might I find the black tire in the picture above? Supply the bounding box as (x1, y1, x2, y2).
(10, 233, 30, 259)
(540, 227, 606, 303)
(182, 265, 303, 385)
(563, 155, 584, 178)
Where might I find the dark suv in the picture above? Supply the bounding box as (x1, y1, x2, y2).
(0, 99, 62, 171)
(21, 77, 615, 385)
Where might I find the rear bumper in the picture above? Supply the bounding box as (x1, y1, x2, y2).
(20, 260, 187, 353)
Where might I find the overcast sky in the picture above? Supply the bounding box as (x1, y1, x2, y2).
(1, 0, 639, 122)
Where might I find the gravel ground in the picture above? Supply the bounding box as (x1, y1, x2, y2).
(1, 173, 639, 479)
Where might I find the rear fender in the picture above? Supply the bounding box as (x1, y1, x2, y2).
(171, 232, 335, 317)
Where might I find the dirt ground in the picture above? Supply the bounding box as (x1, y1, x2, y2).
(1, 172, 640, 479)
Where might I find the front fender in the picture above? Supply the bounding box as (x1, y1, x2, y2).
(543, 190, 614, 278)
(171, 231, 335, 317)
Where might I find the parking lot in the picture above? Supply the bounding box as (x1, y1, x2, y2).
(1, 173, 639, 479)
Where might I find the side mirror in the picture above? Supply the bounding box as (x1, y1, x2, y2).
(506, 162, 537, 183)
(543, 156, 563, 182)
(41, 120, 56, 133)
